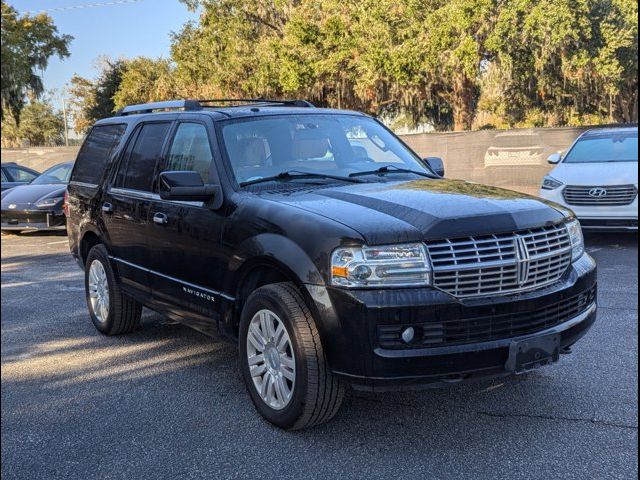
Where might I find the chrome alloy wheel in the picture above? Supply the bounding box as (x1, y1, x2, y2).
(88, 259, 109, 324)
(246, 309, 296, 410)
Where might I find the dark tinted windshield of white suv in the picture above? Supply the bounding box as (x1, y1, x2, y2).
(564, 131, 638, 163)
(220, 114, 430, 185)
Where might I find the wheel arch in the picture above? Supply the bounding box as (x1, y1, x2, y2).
(224, 233, 327, 334)
(78, 226, 105, 267)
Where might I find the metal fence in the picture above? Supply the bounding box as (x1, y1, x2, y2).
(2, 125, 634, 194)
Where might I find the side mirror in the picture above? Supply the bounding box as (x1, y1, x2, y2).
(547, 152, 562, 164)
(424, 157, 445, 177)
(158, 171, 219, 202)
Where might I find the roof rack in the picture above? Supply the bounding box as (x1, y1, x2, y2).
(197, 98, 315, 108)
(116, 100, 203, 116)
(116, 98, 315, 116)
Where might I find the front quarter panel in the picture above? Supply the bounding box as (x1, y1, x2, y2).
(223, 192, 364, 290)
(222, 193, 365, 368)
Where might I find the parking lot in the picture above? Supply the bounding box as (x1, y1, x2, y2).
(1, 231, 637, 480)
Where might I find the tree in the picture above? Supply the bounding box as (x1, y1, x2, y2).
(71, 0, 639, 131)
(68, 58, 125, 135)
(18, 101, 65, 145)
(113, 57, 179, 110)
(485, 0, 638, 126)
(172, 0, 289, 99)
(0, 101, 65, 146)
(0, 1, 72, 121)
(419, 0, 495, 130)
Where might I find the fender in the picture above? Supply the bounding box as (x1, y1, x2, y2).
(226, 233, 361, 373)
(226, 232, 325, 293)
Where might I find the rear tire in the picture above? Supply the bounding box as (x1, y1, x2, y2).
(239, 282, 345, 430)
(84, 244, 142, 335)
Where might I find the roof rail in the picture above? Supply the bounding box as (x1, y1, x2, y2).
(115, 98, 315, 116)
(116, 100, 203, 116)
(197, 98, 315, 108)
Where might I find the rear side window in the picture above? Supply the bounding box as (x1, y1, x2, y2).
(72, 124, 126, 184)
(1, 169, 7, 182)
(163, 123, 213, 182)
(120, 122, 171, 191)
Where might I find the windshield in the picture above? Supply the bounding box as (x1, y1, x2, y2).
(31, 164, 72, 185)
(220, 114, 431, 185)
(564, 131, 638, 163)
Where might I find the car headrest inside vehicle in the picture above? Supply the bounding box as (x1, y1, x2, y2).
(291, 129, 330, 160)
(235, 137, 268, 167)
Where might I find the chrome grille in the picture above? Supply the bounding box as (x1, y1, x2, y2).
(425, 224, 572, 298)
(563, 185, 637, 206)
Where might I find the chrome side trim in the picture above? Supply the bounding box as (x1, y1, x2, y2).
(109, 187, 157, 201)
(69, 180, 99, 188)
(109, 256, 235, 301)
(108, 187, 204, 207)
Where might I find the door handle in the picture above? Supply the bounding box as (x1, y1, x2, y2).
(153, 212, 169, 225)
(102, 202, 113, 214)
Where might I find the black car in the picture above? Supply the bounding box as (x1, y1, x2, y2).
(66, 99, 597, 430)
(1, 162, 73, 233)
(1, 162, 40, 191)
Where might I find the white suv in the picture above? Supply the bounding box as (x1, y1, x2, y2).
(540, 127, 638, 231)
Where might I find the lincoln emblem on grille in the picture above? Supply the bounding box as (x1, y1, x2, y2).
(514, 235, 531, 286)
(588, 187, 607, 198)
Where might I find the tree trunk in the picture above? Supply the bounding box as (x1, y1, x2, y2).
(451, 75, 476, 131)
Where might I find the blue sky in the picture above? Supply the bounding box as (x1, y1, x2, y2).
(10, 0, 197, 94)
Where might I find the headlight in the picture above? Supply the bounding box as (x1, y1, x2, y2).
(331, 243, 432, 287)
(565, 219, 584, 262)
(541, 176, 563, 190)
(35, 197, 63, 208)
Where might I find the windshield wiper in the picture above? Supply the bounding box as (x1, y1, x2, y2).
(348, 165, 435, 178)
(239, 170, 364, 187)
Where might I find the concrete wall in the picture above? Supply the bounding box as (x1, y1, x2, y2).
(401, 126, 592, 195)
(1, 146, 80, 173)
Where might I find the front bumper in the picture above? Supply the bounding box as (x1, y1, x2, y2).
(1, 209, 66, 231)
(539, 188, 638, 231)
(306, 254, 597, 391)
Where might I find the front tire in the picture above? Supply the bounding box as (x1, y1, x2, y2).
(84, 244, 142, 335)
(239, 282, 345, 430)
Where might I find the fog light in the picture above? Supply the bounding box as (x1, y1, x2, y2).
(401, 326, 415, 344)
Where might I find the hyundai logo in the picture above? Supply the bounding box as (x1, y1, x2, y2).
(588, 187, 608, 198)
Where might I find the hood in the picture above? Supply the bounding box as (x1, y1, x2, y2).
(263, 179, 569, 244)
(1, 184, 66, 209)
(550, 161, 638, 186)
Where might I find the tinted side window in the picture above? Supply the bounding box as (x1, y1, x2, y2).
(163, 123, 212, 182)
(121, 122, 171, 191)
(72, 124, 126, 184)
(1, 169, 7, 182)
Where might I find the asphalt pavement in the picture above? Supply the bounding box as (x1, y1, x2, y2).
(1, 231, 637, 480)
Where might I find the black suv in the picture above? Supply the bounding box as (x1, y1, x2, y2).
(67, 99, 597, 429)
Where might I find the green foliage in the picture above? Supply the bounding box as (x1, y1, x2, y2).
(66, 0, 638, 131)
(485, 0, 638, 127)
(113, 57, 179, 110)
(0, 101, 65, 146)
(1, 1, 72, 121)
(68, 58, 125, 135)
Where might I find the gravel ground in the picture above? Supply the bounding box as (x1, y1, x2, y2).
(1, 231, 637, 480)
